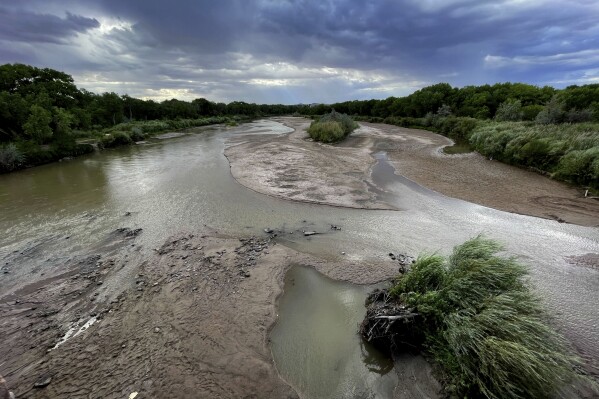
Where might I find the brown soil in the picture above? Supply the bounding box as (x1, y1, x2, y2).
(0, 229, 412, 399)
(226, 117, 599, 227)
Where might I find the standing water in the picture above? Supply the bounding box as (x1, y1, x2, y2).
(270, 266, 397, 398)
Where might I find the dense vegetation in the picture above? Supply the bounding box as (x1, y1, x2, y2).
(0, 63, 300, 172)
(2, 63, 598, 181)
(363, 236, 584, 398)
(307, 110, 358, 142)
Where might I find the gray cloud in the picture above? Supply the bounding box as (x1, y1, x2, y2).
(0, 0, 598, 103)
(0, 6, 99, 44)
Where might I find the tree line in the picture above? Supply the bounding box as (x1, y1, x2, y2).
(1, 63, 599, 177)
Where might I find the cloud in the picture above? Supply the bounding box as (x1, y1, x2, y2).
(0, 6, 99, 44)
(0, 0, 598, 103)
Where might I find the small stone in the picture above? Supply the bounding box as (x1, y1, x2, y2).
(33, 374, 52, 388)
(341, 252, 346, 255)
(154, 327, 160, 333)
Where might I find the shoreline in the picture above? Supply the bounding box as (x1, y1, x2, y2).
(225, 117, 599, 227)
(0, 228, 412, 398)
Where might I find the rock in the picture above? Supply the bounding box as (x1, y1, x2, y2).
(341, 252, 346, 255)
(33, 374, 52, 389)
(303, 231, 318, 236)
(124, 211, 132, 216)
(388, 253, 394, 257)
(154, 327, 161, 333)
(264, 228, 273, 234)
(330, 224, 341, 230)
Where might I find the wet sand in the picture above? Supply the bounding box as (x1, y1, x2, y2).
(1, 228, 410, 398)
(226, 117, 599, 226)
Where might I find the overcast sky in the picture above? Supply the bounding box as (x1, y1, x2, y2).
(1, 0, 598, 104)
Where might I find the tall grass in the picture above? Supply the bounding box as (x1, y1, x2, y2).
(388, 236, 583, 399)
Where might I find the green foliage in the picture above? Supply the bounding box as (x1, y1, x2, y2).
(535, 95, 566, 124)
(494, 100, 523, 121)
(521, 104, 544, 121)
(100, 132, 133, 148)
(390, 236, 582, 399)
(307, 110, 358, 143)
(0, 143, 24, 172)
(436, 104, 452, 117)
(129, 126, 145, 142)
(307, 121, 345, 143)
(23, 105, 52, 143)
(53, 107, 74, 139)
(470, 121, 599, 187)
(554, 147, 599, 186)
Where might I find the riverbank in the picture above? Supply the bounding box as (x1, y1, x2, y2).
(2, 226, 420, 398)
(226, 117, 599, 226)
(0, 116, 245, 174)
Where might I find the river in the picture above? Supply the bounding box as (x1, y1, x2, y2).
(1, 119, 598, 397)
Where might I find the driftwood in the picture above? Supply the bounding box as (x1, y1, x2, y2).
(359, 288, 423, 355)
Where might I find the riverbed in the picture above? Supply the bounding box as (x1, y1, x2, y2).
(1, 118, 598, 398)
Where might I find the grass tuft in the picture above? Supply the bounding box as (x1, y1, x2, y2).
(387, 236, 584, 398)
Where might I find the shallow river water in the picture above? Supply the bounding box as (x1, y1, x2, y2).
(1, 119, 598, 398)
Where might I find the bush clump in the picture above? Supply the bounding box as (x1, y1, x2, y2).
(100, 131, 133, 148)
(307, 110, 358, 143)
(368, 236, 583, 399)
(470, 121, 599, 188)
(0, 143, 25, 172)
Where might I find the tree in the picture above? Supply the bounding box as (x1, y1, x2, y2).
(535, 95, 565, 124)
(437, 104, 452, 116)
(23, 105, 52, 143)
(53, 107, 74, 139)
(494, 100, 523, 121)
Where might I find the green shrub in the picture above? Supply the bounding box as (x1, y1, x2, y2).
(469, 121, 599, 187)
(555, 147, 599, 187)
(494, 100, 523, 122)
(308, 110, 358, 143)
(536, 95, 566, 124)
(0, 143, 24, 172)
(521, 104, 544, 121)
(129, 126, 145, 141)
(307, 121, 345, 143)
(389, 236, 582, 399)
(100, 131, 133, 148)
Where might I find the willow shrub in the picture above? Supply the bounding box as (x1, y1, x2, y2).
(307, 110, 358, 143)
(470, 122, 599, 188)
(389, 236, 582, 399)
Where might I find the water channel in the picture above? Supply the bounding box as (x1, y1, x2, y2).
(1, 119, 598, 398)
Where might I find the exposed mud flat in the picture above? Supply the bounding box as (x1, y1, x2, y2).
(0, 228, 406, 398)
(226, 117, 599, 226)
(225, 117, 395, 210)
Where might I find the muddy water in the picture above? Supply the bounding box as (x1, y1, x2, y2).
(270, 266, 397, 398)
(1, 119, 599, 396)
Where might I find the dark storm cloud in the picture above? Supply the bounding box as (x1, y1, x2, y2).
(1, 0, 598, 102)
(0, 6, 99, 44)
